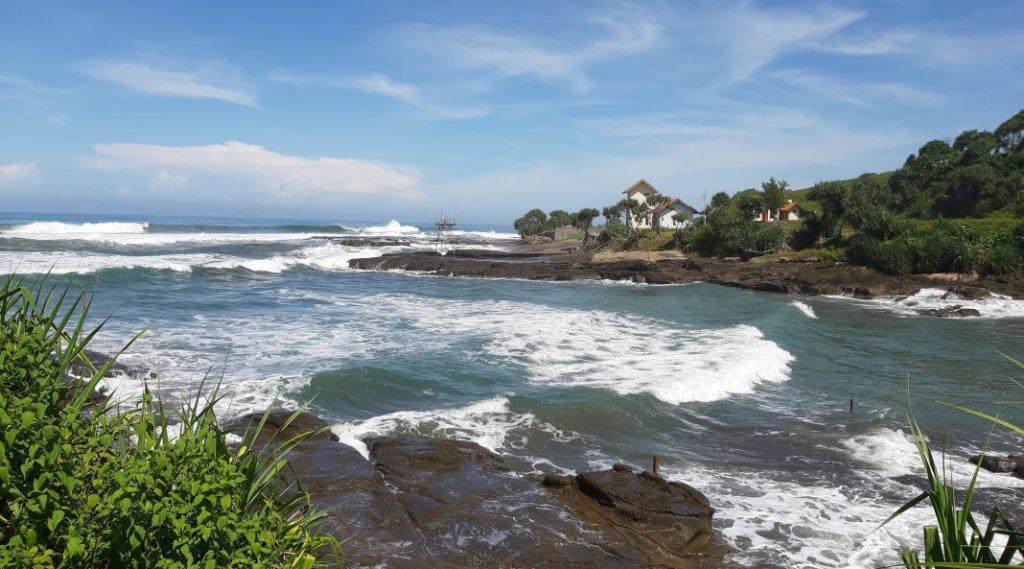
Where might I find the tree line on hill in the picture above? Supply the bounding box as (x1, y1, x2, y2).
(513, 108, 1024, 276)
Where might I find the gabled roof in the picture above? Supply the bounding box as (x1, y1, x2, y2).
(779, 202, 802, 213)
(664, 197, 698, 213)
(622, 179, 659, 195)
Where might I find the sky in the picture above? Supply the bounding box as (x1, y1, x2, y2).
(1, 1, 1022, 225)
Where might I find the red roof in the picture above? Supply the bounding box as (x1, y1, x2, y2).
(779, 202, 801, 213)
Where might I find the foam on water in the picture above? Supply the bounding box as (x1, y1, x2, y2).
(843, 427, 1024, 488)
(0, 242, 414, 275)
(828, 288, 1024, 319)
(791, 300, 818, 319)
(3, 221, 150, 235)
(332, 396, 538, 458)
(373, 295, 795, 404)
(662, 463, 939, 569)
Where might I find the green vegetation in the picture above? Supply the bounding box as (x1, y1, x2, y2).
(677, 108, 1024, 275)
(513, 207, 602, 244)
(885, 355, 1023, 567)
(0, 278, 339, 568)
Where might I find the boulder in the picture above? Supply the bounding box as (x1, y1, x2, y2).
(221, 409, 339, 445)
(226, 414, 723, 567)
(943, 286, 992, 301)
(970, 453, 1020, 474)
(920, 305, 981, 318)
(65, 348, 154, 380)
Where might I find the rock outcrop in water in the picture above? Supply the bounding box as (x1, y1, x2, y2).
(224, 412, 722, 568)
(348, 249, 1024, 305)
(971, 453, 1024, 478)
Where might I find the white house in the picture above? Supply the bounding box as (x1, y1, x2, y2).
(755, 199, 805, 222)
(621, 179, 698, 230)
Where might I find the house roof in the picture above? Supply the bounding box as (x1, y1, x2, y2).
(622, 179, 659, 195)
(779, 202, 802, 213)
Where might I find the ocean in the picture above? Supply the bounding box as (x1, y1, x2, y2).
(2, 211, 1023, 568)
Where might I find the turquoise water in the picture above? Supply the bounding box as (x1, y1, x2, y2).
(3, 213, 1023, 568)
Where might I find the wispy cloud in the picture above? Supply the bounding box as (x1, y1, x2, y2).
(400, 5, 663, 91)
(270, 71, 488, 119)
(0, 162, 43, 188)
(813, 30, 922, 56)
(769, 70, 943, 108)
(83, 141, 419, 200)
(0, 75, 74, 96)
(703, 3, 865, 84)
(79, 60, 257, 107)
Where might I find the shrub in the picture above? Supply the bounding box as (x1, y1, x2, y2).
(0, 278, 339, 568)
(982, 241, 1020, 275)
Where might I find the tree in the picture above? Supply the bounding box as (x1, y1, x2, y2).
(645, 192, 669, 234)
(760, 177, 789, 218)
(602, 204, 624, 225)
(513, 208, 548, 238)
(807, 180, 849, 239)
(547, 209, 574, 229)
(994, 108, 1024, 154)
(574, 208, 600, 244)
(732, 189, 765, 219)
(709, 191, 731, 211)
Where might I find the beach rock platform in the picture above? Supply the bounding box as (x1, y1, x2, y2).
(349, 248, 1024, 304)
(224, 413, 723, 568)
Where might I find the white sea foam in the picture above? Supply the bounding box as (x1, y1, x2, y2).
(842, 427, 1024, 488)
(3, 221, 150, 235)
(662, 463, 940, 569)
(372, 295, 795, 404)
(332, 396, 537, 458)
(791, 300, 818, 319)
(827, 288, 1024, 319)
(0, 242, 415, 275)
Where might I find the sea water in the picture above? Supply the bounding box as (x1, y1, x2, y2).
(2, 212, 1023, 568)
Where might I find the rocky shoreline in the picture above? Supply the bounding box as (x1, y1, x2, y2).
(348, 247, 1024, 310)
(224, 410, 727, 568)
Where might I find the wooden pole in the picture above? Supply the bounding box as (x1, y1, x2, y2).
(849, 398, 854, 413)
(652, 455, 659, 476)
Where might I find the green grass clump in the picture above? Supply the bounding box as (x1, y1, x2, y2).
(0, 277, 340, 568)
(885, 355, 1024, 567)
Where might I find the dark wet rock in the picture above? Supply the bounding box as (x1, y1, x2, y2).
(943, 286, 992, 301)
(65, 348, 154, 380)
(551, 466, 716, 563)
(221, 409, 339, 445)
(920, 305, 981, 318)
(349, 251, 1024, 300)
(239, 424, 724, 568)
(970, 453, 1021, 474)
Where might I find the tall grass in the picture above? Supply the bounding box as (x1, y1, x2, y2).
(0, 277, 340, 567)
(884, 356, 1024, 568)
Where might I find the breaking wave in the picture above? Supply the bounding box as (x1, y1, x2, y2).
(372, 295, 795, 404)
(828, 288, 1024, 319)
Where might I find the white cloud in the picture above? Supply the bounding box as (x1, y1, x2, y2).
(79, 60, 257, 107)
(400, 6, 663, 90)
(705, 3, 865, 84)
(769, 70, 942, 108)
(270, 71, 488, 119)
(345, 73, 419, 103)
(83, 141, 420, 200)
(813, 30, 922, 56)
(147, 169, 188, 192)
(0, 162, 43, 188)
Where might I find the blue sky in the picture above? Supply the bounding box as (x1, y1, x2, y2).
(1, 1, 1022, 224)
